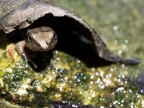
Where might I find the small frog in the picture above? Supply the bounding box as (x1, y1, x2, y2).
(15, 26, 57, 68)
(0, 0, 140, 68)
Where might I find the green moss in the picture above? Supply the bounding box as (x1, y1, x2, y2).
(0, 49, 141, 107)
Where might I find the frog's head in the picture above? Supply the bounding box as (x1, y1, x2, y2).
(26, 26, 57, 51)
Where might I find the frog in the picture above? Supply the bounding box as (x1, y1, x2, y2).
(0, 0, 140, 69)
(15, 26, 57, 68)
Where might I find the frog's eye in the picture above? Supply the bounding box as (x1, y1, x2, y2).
(27, 34, 33, 42)
(46, 41, 49, 45)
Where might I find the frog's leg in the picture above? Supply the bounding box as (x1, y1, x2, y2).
(15, 41, 37, 68)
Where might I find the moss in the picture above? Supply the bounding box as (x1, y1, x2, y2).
(0, 49, 141, 107)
